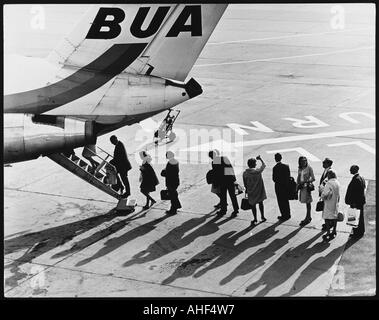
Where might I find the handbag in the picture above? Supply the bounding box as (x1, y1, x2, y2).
(316, 199, 324, 212)
(240, 193, 251, 210)
(307, 182, 315, 192)
(346, 207, 360, 226)
(337, 211, 345, 222)
(160, 189, 170, 200)
(206, 169, 214, 184)
(347, 207, 359, 222)
(234, 183, 244, 196)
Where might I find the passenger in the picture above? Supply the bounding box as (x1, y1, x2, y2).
(243, 155, 267, 225)
(139, 151, 159, 210)
(297, 156, 315, 226)
(318, 157, 333, 230)
(208, 149, 223, 209)
(214, 153, 239, 217)
(154, 111, 175, 145)
(320, 170, 340, 241)
(161, 151, 181, 215)
(318, 158, 333, 196)
(272, 153, 291, 221)
(345, 165, 366, 238)
(109, 135, 132, 198)
(82, 145, 99, 172)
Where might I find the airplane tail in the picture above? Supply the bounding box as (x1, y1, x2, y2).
(47, 4, 228, 81)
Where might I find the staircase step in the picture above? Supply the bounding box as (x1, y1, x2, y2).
(48, 153, 120, 200)
(87, 166, 95, 174)
(71, 155, 80, 163)
(95, 172, 104, 180)
(78, 160, 88, 168)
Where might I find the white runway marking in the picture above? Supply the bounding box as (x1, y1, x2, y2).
(235, 127, 375, 148)
(181, 128, 375, 152)
(327, 141, 375, 155)
(195, 46, 374, 67)
(266, 147, 321, 162)
(208, 28, 372, 46)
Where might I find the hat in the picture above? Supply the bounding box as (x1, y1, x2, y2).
(322, 158, 333, 165)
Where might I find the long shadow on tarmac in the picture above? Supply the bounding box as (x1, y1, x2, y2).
(161, 221, 283, 285)
(220, 226, 304, 285)
(75, 212, 173, 266)
(281, 243, 346, 296)
(4, 208, 144, 289)
(122, 211, 229, 268)
(245, 231, 329, 296)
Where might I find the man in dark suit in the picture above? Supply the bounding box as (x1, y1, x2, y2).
(214, 154, 239, 217)
(345, 165, 366, 238)
(110, 135, 132, 197)
(272, 153, 291, 221)
(318, 158, 333, 196)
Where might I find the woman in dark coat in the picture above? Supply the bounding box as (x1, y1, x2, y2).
(139, 151, 159, 210)
(161, 151, 181, 215)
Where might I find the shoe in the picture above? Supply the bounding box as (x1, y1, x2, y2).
(277, 216, 284, 220)
(322, 234, 329, 242)
(329, 231, 337, 239)
(142, 205, 150, 210)
(165, 210, 177, 215)
(261, 217, 267, 222)
(251, 219, 258, 225)
(216, 211, 226, 216)
(300, 218, 312, 226)
(231, 211, 239, 217)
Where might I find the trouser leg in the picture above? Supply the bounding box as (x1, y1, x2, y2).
(353, 208, 365, 237)
(220, 185, 228, 212)
(168, 187, 181, 211)
(119, 170, 130, 196)
(227, 183, 239, 211)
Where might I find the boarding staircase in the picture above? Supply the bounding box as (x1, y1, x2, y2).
(47, 146, 123, 200)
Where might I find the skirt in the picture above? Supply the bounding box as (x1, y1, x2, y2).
(299, 187, 313, 203)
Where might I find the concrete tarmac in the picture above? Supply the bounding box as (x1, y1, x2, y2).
(4, 4, 375, 297)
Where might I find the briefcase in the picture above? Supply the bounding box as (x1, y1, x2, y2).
(241, 194, 251, 210)
(160, 189, 170, 200)
(316, 199, 324, 212)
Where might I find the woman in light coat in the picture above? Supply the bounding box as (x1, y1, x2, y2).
(320, 170, 340, 241)
(297, 156, 315, 226)
(243, 155, 267, 225)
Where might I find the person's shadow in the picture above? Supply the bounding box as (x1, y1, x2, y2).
(161, 221, 283, 285)
(281, 243, 347, 296)
(75, 212, 172, 267)
(245, 231, 328, 296)
(123, 212, 227, 268)
(5, 208, 137, 289)
(220, 226, 304, 285)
